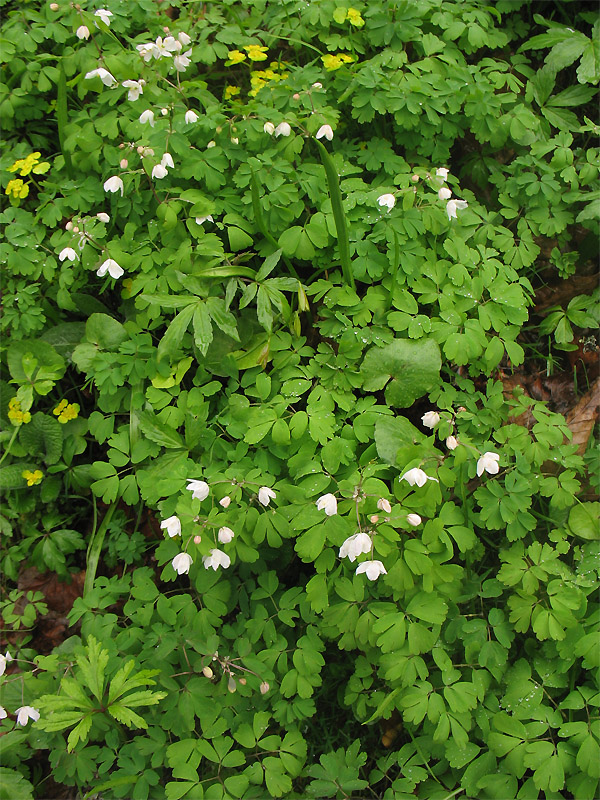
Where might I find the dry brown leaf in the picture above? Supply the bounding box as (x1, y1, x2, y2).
(565, 378, 600, 454)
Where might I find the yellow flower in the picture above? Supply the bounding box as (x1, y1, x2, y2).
(5, 179, 29, 199)
(227, 50, 246, 64)
(8, 398, 31, 426)
(244, 44, 268, 61)
(249, 76, 267, 97)
(8, 152, 50, 176)
(322, 54, 343, 71)
(53, 399, 80, 423)
(22, 470, 44, 487)
(346, 8, 364, 27)
(224, 85, 241, 99)
(340, 53, 355, 63)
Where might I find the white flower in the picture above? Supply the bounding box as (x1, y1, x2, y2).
(312, 82, 323, 89)
(218, 526, 235, 544)
(152, 164, 168, 179)
(206, 141, 216, 149)
(122, 79, 145, 101)
(139, 109, 155, 127)
(59, 247, 78, 262)
(76, 25, 90, 40)
(96, 212, 110, 223)
(174, 50, 192, 71)
(339, 532, 372, 562)
(172, 552, 193, 575)
(0, 706, 7, 719)
(377, 498, 392, 513)
(446, 199, 468, 220)
(178, 31, 192, 46)
(421, 411, 440, 429)
(163, 36, 181, 52)
(263, 121, 275, 135)
(0, 651, 13, 677)
(446, 435, 458, 450)
(85, 68, 117, 86)
(274, 122, 291, 137)
(401, 468, 438, 487)
(377, 193, 396, 211)
(160, 107, 169, 116)
(103, 175, 123, 195)
(219, 496, 231, 509)
(477, 452, 500, 477)
(160, 515, 181, 538)
(185, 109, 199, 124)
(137, 42, 155, 62)
(316, 493, 337, 516)
(438, 186, 452, 200)
(161, 153, 174, 169)
(195, 215, 213, 225)
(316, 124, 333, 141)
(15, 706, 40, 726)
(436, 167, 450, 180)
(258, 486, 276, 506)
(407, 513, 422, 526)
(94, 9, 113, 26)
(231, 137, 239, 145)
(355, 560, 387, 581)
(203, 548, 231, 570)
(97, 258, 124, 279)
(186, 479, 209, 500)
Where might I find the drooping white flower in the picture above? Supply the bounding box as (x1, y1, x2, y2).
(377, 193, 396, 211)
(407, 513, 422, 526)
(355, 560, 387, 581)
(312, 82, 323, 89)
(59, 247, 78, 262)
(263, 121, 275, 135)
(161, 152, 174, 169)
(85, 68, 117, 86)
(139, 109, 155, 127)
(160, 515, 181, 538)
(15, 706, 40, 726)
(377, 498, 392, 513)
(76, 25, 90, 40)
(103, 175, 123, 195)
(339, 532, 372, 562)
(178, 31, 192, 46)
(96, 258, 124, 279)
(401, 468, 438, 487)
(436, 167, 450, 180)
(122, 79, 145, 101)
(0, 706, 7, 719)
(96, 212, 110, 223)
(316, 124, 333, 141)
(206, 141, 216, 149)
(231, 137, 239, 145)
(218, 526, 235, 544)
(219, 496, 231, 509)
(152, 164, 168, 180)
(195, 215, 213, 225)
(438, 187, 452, 200)
(172, 552, 193, 574)
(174, 50, 192, 72)
(186, 480, 209, 500)
(0, 651, 13, 677)
(316, 493, 337, 516)
(203, 548, 231, 570)
(446, 435, 458, 450)
(421, 411, 440, 428)
(94, 9, 113, 26)
(274, 122, 291, 137)
(185, 109, 199, 124)
(446, 199, 468, 220)
(258, 486, 276, 506)
(477, 452, 500, 477)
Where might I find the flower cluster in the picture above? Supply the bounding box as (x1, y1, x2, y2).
(7, 398, 31, 426)
(420, 408, 500, 473)
(226, 44, 269, 64)
(137, 31, 192, 71)
(8, 152, 50, 177)
(22, 470, 44, 487)
(53, 399, 79, 423)
(321, 52, 355, 71)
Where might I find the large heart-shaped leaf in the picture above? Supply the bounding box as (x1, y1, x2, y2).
(361, 338, 442, 407)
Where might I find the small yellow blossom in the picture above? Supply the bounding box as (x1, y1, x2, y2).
(22, 470, 44, 487)
(8, 398, 31, 426)
(224, 85, 241, 99)
(227, 50, 246, 64)
(8, 152, 50, 176)
(346, 8, 364, 27)
(244, 44, 268, 61)
(321, 53, 354, 71)
(5, 179, 29, 200)
(53, 399, 80, 423)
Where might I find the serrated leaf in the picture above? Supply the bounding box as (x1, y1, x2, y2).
(19, 413, 63, 465)
(158, 304, 196, 361)
(138, 411, 184, 449)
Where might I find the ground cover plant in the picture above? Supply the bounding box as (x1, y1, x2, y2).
(1, 0, 599, 797)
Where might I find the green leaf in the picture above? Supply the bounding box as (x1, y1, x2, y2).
(0, 768, 35, 800)
(19, 413, 63, 465)
(192, 303, 213, 355)
(138, 411, 185, 449)
(76, 635, 108, 703)
(361, 338, 442, 407)
(85, 313, 128, 351)
(406, 591, 448, 625)
(158, 304, 196, 361)
(374, 416, 426, 465)
(568, 503, 600, 540)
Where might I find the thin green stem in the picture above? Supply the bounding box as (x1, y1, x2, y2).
(57, 64, 74, 179)
(84, 500, 117, 596)
(0, 428, 19, 468)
